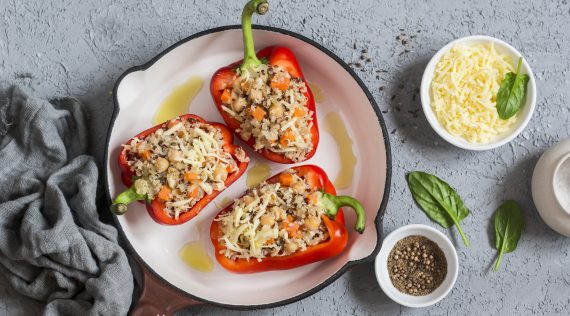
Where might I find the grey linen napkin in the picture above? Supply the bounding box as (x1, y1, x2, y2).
(0, 85, 133, 315)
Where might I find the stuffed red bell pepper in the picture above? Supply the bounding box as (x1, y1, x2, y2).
(111, 114, 249, 225)
(210, 165, 365, 273)
(210, 0, 319, 164)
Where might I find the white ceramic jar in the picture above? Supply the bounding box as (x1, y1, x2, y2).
(531, 137, 570, 237)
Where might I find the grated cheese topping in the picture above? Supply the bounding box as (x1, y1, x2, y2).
(221, 63, 314, 162)
(430, 43, 518, 143)
(124, 117, 249, 219)
(216, 169, 328, 261)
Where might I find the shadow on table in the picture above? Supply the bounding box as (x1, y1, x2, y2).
(483, 150, 562, 273)
(348, 261, 398, 309)
(386, 57, 447, 150)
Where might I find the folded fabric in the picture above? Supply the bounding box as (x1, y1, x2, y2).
(0, 85, 133, 315)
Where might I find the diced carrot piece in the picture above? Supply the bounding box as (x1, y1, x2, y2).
(279, 129, 296, 147)
(279, 138, 287, 147)
(279, 173, 294, 187)
(305, 173, 320, 190)
(167, 119, 181, 129)
(220, 89, 232, 103)
(298, 168, 320, 189)
(307, 192, 320, 205)
(270, 76, 290, 91)
(293, 107, 305, 118)
(226, 165, 234, 174)
(250, 106, 266, 121)
(187, 186, 200, 199)
(281, 215, 292, 227)
(282, 216, 301, 238)
(184, 172, 199, 182)
(265, 238, 275, 245)
(290, 230, 302, 239)
(157, 186, 171, 201)
(141, 150, 152, 160)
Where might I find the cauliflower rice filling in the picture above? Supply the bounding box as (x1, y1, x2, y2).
(124, 118, 248, 219)
(217, 169, 329, 261)
(221, 63, 314, 162)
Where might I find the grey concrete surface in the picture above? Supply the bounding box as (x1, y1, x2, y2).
(1, 0, 569, 315)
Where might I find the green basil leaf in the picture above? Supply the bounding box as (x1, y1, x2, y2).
(406, 171, 470, 246)
(493, 200, 524, 271)
(496, 57, 530, 120)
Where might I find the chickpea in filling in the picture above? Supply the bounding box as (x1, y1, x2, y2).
(124, 118, 249, 219)
(220, 63, 314, 162)
(216, 169, 329, 261)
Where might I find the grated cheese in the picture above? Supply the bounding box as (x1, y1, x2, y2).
(217, 171, 329, 261)
(126, 118, 247, 219)
(430, 43, 518, 143)
(221, 63, 313, 162)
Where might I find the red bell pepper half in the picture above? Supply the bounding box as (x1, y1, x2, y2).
(111, 114, 249, 225)
(210, 165, 365, 273)
(210, 0, 319, 164)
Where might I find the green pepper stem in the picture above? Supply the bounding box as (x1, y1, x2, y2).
(321, 192, 366, 233)
(111, 185, 147, 215)
(240, 0, 269, 72)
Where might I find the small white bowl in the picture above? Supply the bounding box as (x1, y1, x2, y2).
(420, 35, 537, 151)
(375, 224, 458, 308)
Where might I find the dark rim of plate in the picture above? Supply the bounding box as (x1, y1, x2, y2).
(104, 25, 392, 310)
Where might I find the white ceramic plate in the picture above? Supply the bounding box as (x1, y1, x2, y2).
(105, 25, 391, 308)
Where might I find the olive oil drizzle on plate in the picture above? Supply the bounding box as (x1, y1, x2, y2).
(179, 241, 213, 272)
(324, 112, 357, 189)
(153, 76, 203, 125)
(246, 161, 271, 188)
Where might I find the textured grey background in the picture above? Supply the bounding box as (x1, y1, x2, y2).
(1, 0, 569, 315)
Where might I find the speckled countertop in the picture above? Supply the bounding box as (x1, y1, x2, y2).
(1, 0, 569, 315)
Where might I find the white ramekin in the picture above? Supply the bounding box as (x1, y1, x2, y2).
(375, 224, 459, 308)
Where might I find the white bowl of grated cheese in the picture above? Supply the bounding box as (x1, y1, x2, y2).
(420, 35, 536, 151)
